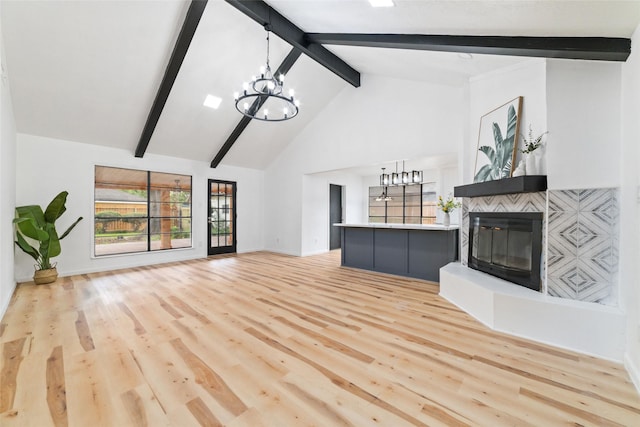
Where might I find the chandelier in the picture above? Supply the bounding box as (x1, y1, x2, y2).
(381, 161, 422, 187)
(234, 28, 299, 122)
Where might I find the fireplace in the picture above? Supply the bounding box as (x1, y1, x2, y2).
(468, 212, 543, 291)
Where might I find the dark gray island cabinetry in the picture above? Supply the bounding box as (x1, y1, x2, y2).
(336, 223, 458, 282)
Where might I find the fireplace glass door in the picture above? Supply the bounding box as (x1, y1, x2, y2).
(469, 212, 542, 291)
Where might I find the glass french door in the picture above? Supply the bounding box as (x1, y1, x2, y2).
(208, 179, 236, 255)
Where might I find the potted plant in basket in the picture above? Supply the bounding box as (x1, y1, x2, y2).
(13, 191, 83, 284)
(437, 194, 461, 227)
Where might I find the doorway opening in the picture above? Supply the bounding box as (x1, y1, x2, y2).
(329, 184, 343, 250)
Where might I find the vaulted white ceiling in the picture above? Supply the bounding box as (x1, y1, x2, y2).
(2, 1, 639, 170)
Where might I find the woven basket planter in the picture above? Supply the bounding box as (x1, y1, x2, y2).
(33, 267, 58, 285)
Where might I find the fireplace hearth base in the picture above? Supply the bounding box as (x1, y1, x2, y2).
(439, 262, 625, 361)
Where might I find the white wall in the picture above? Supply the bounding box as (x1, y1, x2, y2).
(546, 60, 622, 190)
(0, 12, 17, 318)
(14, 134, 265, 281)
(466, 57, 623, 189)
(265, 74, 464, 255)
(466, 59, 547, 184)
(621, 23, 640, 391)
(301, 171, 364, 256)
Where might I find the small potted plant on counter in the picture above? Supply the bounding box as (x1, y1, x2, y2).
(437, 194, 461, 227)
(13, 191, 83, 284)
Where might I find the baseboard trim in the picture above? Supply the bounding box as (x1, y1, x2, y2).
(0, 280, 17, 320)
(625, 351, 640, 395)
(16, 252, 206, 283)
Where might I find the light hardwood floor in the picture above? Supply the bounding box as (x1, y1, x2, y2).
(1, 251, 639, 426)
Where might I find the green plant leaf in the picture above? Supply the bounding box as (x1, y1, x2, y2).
(500, 105, 518, 176)
(14, 232, 40, 261)
(506, 105, 518, 140)
(13, 217, 49, 241)
(492, 122, 504, 166)
(15, 205, 46, 229)
(59, 216, 83, 240)
(478, 145, 496, 164)
(474, 164, 493, 182)
(46, 223, 62, 258)
(44, 191, 69, 223)
(501, 158, 513, 178)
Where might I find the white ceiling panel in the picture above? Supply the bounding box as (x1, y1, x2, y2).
(2, 0, 639, 170)
(270, 0, 640, 37)
(2, 0, 188, 150)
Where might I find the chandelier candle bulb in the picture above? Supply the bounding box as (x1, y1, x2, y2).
(379, 167, 390, 186)
(233, 92, 239, 100)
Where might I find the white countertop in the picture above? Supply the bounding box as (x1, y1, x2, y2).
(334, 223, 459, 231)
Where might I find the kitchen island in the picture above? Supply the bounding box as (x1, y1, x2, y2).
(335, 223, 459, 282)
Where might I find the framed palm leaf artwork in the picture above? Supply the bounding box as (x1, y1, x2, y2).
(473, 96, 523, 183)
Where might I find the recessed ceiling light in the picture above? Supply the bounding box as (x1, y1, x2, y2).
(203, 94, 222, 109)
(369, 0, 395, 7)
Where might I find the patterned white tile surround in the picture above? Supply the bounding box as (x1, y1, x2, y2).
(460, 188, 619, 306)
(547, 189, 619, 305)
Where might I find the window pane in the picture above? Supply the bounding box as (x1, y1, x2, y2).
(405, 185, 421, 196)
(95, 166, 192, 256)
(387, 206, 403, 217)
(386, 186, 403, 198)
(422, 182, 437, 224)
(405, 195, 421, 205)
(370, 206, 385, 216)
(150, 218, 192, 251)
(94, 232, 148, 256)
(369, 197, 385, 207)
(405, 206, 421, 217)
(369, 186, 383, 197)
(95, 166, 149, 256)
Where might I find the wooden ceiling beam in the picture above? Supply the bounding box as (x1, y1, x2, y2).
(225, 0, 360, 87)
(134, 0, 208, 158)
(305, 33, 631, 62)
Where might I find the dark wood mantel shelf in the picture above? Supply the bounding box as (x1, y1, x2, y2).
(454, 175, 547, 198)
